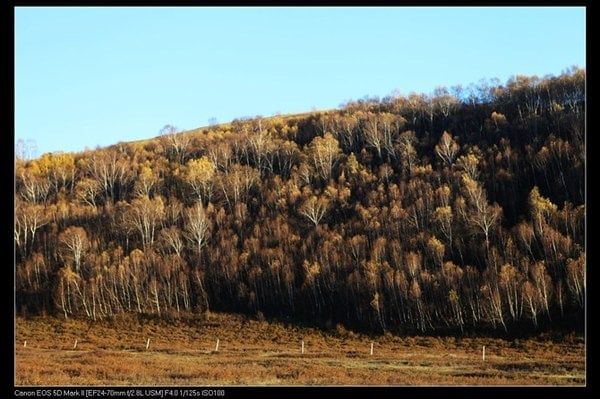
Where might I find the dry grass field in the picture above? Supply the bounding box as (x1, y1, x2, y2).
(15, 313, 585, 386)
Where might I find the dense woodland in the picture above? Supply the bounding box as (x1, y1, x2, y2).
(15, 68, 585, 334)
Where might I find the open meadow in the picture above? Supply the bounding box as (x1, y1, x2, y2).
(15, 313, 585, 386)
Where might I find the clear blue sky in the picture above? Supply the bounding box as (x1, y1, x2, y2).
(15, 7, 585, 156)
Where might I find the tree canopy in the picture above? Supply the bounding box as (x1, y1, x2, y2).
(15, 69, 585, 334)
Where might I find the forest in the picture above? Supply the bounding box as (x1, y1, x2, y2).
(15, 68, 585, 335)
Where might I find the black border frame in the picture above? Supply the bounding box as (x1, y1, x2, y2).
(4, 2, 593, 398)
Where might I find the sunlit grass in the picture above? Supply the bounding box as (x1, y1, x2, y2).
(16, 313, 585, 386)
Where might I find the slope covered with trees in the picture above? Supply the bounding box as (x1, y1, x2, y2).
(15, 68, 585, 334)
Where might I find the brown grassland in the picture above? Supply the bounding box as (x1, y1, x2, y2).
(15, 313, 584, 386)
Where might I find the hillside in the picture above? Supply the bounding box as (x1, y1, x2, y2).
(15, 68, 585, 335)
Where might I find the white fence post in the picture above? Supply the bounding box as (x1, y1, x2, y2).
(214, 339, 220, 352)
(301, 340, 305, 355)
(23, 340, 27, 348)
(146, 338, 150, 350)
(370, 342, 374, 356)
(482, 345, 486, 362)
